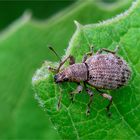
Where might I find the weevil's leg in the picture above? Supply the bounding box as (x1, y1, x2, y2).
(82, 45, 94, 63)
(96, 88, 112, 117)
(82, 52, 92, 63)
(97, 48, 115, 54)
(97, 45, 119, 55)
(101, 93, 112, 117)
(84, 83, 94, 116)
(82, 49, 94, 63)
(85, 88, 94, 116)
(70, 84, 83, 102)
(57, 55, 75, 72)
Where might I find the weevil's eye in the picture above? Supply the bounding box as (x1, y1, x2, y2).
(64, 77, 68, 81)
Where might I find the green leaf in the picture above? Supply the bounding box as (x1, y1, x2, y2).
(32, 0, 140, 139)
(0, 0, 74, 30)
(0, 0, 131, 139)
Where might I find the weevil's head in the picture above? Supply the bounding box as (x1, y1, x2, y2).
(54, 63, 88, 83)
(54, 70, 69, 83)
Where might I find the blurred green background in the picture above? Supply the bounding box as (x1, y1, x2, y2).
(0, 0, 75, 30)
(0, 0, 133, 139)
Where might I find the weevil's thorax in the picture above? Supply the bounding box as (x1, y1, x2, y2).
(55, 63, 88, 83)
(85, 53, 131, 90)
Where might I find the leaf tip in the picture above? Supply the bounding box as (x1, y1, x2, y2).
(23, 10, 32, 19)
(74, 20, 83, 30)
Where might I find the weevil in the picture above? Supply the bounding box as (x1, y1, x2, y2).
(48, 45, 131, 116)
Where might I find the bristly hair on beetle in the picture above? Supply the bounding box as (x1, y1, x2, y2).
(48, 45, 131, 117)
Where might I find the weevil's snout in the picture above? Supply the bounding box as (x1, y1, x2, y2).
(54, 72, 69, 83)
(54, 74, 61, 83)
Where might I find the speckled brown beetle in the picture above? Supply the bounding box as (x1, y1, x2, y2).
(48, 45, 131, 116)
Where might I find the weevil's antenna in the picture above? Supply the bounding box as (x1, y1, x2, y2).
(48, 45, 61, 61)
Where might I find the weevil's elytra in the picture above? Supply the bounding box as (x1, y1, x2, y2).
(48, 46, 131, 116)
(86, 53, 131, 90)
